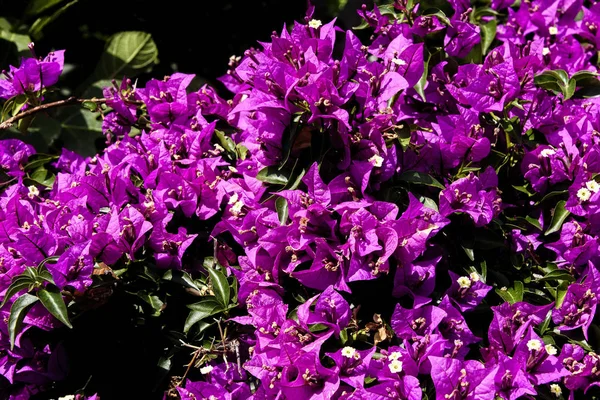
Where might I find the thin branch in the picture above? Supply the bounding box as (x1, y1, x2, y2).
(0, 96, 142, 130)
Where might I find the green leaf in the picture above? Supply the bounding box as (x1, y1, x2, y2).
(545, 200, 570, 236)
(0, 278, 34, 308)
(538, 310, 553, 335)
(9, 294, 38, 349)
(162, 270, 200, 291)
(536, 269, 575, 283)
(37, 286, 72, 328)
(421, 8, 452, 26)
(28, 167, 55, 188)
(184, 298, 223, 333)
(26, 0, 70, 16)
(414, 49, 430, 102)
(495, 281, 524, 304)
(139, 293, 164, 316)
(29, 0, 79, 40)
(57, 108, 103, 156)
(555, 281, 570, 308)
(214, 129, 237, 157)
(564, 78, 576, 100)
(256, 166, 289, 185)
(205, 265, 230, 308)
(94, 31, 159, 80)
(275, 197, 289, 225)
(462, 245, 475, 261)
(309, 323, 329, 333)
(480, 20, 497, 55)
(398, 171, 445, 189)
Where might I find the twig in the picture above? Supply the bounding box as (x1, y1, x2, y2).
(0, 96, 142, 130)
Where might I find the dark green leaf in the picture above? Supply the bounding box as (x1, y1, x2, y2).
(414, 49, 430, 102)
(537, 269, 575, 283)
(555, 281, 570, 308)
(9, 294, 38, 349)
(275, 197, 289, 225)
(545, 200, 570, 236)
(205, 265, 230, 308)
(24, 154, 59, 172)
(94, 31, 159, 80)
(495, 281, 523, 304)
(184, 298, 223, 333)
(309, 323, 329, 333)
(256, 166, 289, 185)
(29, 0, 79, 40)
(0, 279, 33, 308)
(37, 286, 72, 328)
(399, 171, 445, 189)
(564, 78, 576, 100)
(28, 167, 55, 188)
(538, 310, 553, 335)
(214, 129, 237, 157)
(462, 245, 475, 262)
(58, 108, 103, 156)
(25, 0, 70, 16)
(480, 20, 497, 55)
(421, 8, 452, 26)
(162, 270, 200, 291)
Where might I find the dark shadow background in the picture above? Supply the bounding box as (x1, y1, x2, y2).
(0, 0, 369, 91)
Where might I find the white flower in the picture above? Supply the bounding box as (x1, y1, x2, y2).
(200, 365, 214, 374)
(550, 383, 562, 397)
(545, 344, 558, 356)
(549, 26, 558, 35)
(342, 346, 357, 359)
(540, 148, 556, 157)
(228, 192, 239, 204)
(586, 180, 600, 193)
(542, 47, 551, 56)
(527, 339, 543, 352)
(369, 154, 384, 168)
(27, 185, 39, 199)
(457, 276, 472, 289)
(308, 19, 322, 29)
(577, 187, 592, 202)
(388, 360, 403, 373)
(392, 57, 407, 66)
(388, 351, 402, 361)
(469, 272, 480, 282)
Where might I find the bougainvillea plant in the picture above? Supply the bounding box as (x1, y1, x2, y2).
(4, 0, 600, 398)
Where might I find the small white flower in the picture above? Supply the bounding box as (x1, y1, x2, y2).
(540, 148, 556, 157)
(392, 57, 407, 66)
(200, 365, 214, 374)
(542, 47, 551, 56)
(550, 383, 562, 397)
(342, 346, 357, 359)
(577, 187, 592, 202)
(527, 339, 543, 352)
(308, 19, 322, 29)
(388, 351, 402, 361)
(27, 185, 39, 199)
(549, 26, 558, 35)
(469, 272, 480, 282)
(228, 192, 239, 204)
(457, 276, 472, 289)
(545, 344, 558, 355)
(586, 180, 600, 193)
(388, 360, 403, 373)
(369, 154, 384, 168)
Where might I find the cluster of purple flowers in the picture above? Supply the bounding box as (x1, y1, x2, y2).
(3, 0, 600, 399)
